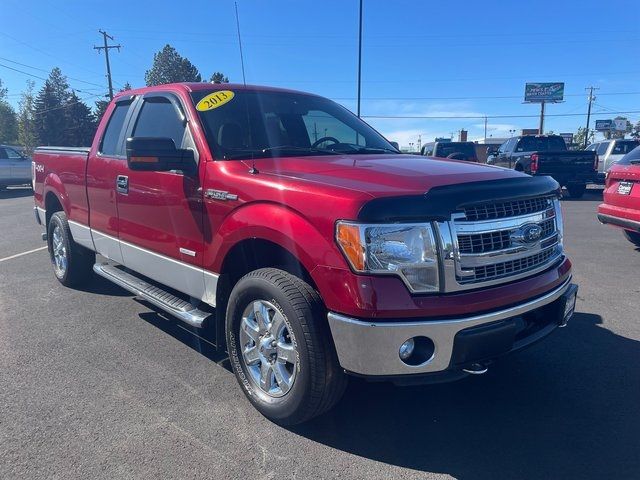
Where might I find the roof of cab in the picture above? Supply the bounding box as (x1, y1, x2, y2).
(114, 82, 318, 100)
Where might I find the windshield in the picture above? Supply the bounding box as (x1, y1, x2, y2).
(515, 136, 567, 152)
(191, 90, 398, 160)
(434, 142, 476, 158)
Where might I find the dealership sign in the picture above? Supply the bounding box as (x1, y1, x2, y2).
(595, 119, 613, 131)
(524, 82, 565, 103)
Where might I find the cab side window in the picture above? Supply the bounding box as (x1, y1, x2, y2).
(132, 98, 186, 149)
(100, 101, 132, 156)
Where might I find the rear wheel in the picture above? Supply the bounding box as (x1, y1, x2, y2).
(623, 230, 640, 247)
(566, 183, 586, 198)
(226, 268, 347, 425)
(47, 211, 95, 287)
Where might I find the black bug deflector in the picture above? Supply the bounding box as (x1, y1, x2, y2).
(357, 176, 561, 223)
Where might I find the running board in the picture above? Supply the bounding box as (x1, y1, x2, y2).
(93, 263, 210, 328)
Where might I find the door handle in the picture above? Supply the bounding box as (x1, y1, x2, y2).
(116, 175, 129, 194)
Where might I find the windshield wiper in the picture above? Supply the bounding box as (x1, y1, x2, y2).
(353, 146, 400, 154)
(630, 159, 640, 164)
(224, 146, 339, 160)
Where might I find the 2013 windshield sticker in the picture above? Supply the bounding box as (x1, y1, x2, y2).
(196, 91, 235, 111)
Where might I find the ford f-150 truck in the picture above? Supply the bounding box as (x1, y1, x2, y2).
(487, 135, 598, 198)
(33, 83, 578, 425)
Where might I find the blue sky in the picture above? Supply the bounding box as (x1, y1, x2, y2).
(1, 0, 639, 148)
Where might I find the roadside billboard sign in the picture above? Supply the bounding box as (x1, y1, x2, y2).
(613, 119, 628, 131)
(595, 119, 613, 131)
(524, 82, 565, 103)
(560, 133, 573, 145)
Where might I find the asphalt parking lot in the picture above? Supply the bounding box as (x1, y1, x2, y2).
(1, 186, 639, 480)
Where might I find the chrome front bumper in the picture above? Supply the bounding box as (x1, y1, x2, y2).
(327, 278, 575, 377)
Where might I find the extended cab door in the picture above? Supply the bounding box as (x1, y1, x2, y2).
(115, 92, 208, 302)
(0, 147, 11, 183)
(86, 96, 136, 263)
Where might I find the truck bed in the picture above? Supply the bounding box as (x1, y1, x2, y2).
(33, 146, 91, 226)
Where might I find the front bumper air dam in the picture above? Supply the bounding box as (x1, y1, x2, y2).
(327, 278, 577, 377)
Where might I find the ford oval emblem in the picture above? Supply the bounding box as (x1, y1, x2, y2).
(512, 223, 543, 244)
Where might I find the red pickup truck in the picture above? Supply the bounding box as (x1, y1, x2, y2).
(33, 83, 577, 424)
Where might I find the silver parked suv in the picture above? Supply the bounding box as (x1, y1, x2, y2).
(586, 139, 640, 183)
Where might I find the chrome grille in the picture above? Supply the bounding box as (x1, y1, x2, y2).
(463, 197, 552, 221)
(459, 247, 557, 284)
(458, 230, 511, 254)
(437, 196, 564, 292)
(457, 217, 557, 255)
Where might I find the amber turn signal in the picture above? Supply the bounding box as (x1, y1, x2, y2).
(336, 222, 365, 271)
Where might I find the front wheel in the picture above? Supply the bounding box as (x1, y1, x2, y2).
(226, 268, 347, 425)
(623, 230, 640, 247)
(566, 183, 586, 198)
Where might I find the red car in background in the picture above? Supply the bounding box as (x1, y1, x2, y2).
(598, 146, 640, 247)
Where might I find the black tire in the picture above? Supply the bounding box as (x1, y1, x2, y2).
(623, 230, 640, 247)
(226, 268, 347, 425)
(47, 211, 95, 287)
(567, 183, 586, 198)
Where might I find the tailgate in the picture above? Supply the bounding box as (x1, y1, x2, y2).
(537, 151, 595, 175)
(604, 165, 640, 209)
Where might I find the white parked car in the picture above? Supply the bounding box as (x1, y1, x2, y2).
(586, 139, 640, 182)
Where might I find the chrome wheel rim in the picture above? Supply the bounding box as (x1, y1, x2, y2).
(51, 225, 67, 277)
(239, 300, 297, 398)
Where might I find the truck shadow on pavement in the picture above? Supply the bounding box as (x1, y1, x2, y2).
(292, 312, 640, 479)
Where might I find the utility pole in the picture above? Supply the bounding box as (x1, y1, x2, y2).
(484, 116, 488, 141)
(417, 134, 421, 152)
(539, 101, 545, 134)
(94, 30, 121, 101)
(356, 0, 363, 117)
(584, 86, 599, 148)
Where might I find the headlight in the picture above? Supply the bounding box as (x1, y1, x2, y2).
(336, 221, 440, 293)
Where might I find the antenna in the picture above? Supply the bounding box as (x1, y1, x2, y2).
(235, 2, 247, 87)
(234, 2, 257, 174)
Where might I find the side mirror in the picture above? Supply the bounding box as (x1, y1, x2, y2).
(389, 141, 400, 151)
(126, 137, 195, 174)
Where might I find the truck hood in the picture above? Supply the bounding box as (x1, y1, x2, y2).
(251, 154, 525, 197)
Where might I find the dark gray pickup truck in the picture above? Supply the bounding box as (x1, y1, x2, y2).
(488, 135, 598, 198)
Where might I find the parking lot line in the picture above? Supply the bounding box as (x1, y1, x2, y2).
(0, 246, 48, 263)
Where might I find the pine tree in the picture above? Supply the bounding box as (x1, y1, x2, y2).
(210, 72, 229, 84)
(64, 91, 96, 147)
(17, 80, 38, 153)
(145, 45, 202, 86)
(33, 68, 70, 146)
(0, 78, 18, 144)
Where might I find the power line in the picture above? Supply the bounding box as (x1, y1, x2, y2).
(362, 110, 640, 120)
(93, 30, 121, 101)
(0, 56, 107, 89)
(333, 91, 640, 101)
(0, 63, 102, 97)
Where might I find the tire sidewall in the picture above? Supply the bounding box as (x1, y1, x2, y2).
(226, 275, 313, 422)
(48, 213, 70, 283)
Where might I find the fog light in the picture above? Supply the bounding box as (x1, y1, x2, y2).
(399, 338, 415, 360)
